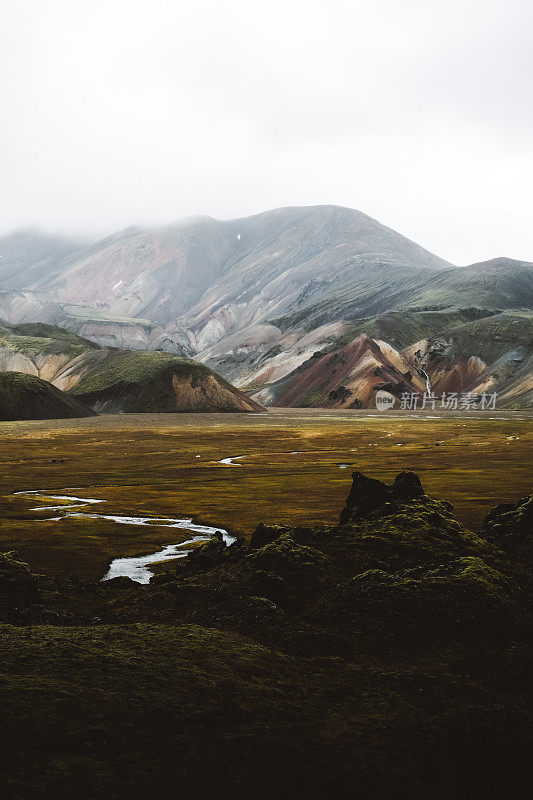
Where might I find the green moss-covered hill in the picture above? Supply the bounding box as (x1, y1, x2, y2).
(0, 371, 95, 421)
(0, 322, 98, 360)
(0, 323, 264, 414)
(1, 472, 531, 799)
(68, 350, 264, 413)
(438, 313, 533, 363)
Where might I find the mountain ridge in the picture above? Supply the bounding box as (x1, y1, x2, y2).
(0, 205, 531, 407)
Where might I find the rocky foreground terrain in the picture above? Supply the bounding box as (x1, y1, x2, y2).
(1, 471, 531, 799)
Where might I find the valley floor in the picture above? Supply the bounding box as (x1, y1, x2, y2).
(0, 408, 530, 581)
(0, 409, 532, 800)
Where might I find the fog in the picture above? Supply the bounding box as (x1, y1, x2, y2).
(0, 0, 531, 264)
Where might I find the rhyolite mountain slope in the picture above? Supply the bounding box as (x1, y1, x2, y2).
(407, 314, 533, 408)
(0, 205, 452, 341)
(0, 323, 263, 414)
(0, 322, 105, 390)
(0, 290, 192, 353)
(0, 288, 63, 326)
(252, 334, 427, 408)
(252, 313, 533, 409)
(280, 258, 533, 332)
(0, 371, 95, 420)
(68, 350, 264, 413)
(174, 205, 451, 350)
(410, 258, 533, 311)
(0, 206, 531, 406)
(1, 471, 532, 798)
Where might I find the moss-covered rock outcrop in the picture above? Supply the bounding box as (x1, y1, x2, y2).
(319, 556, 525, 640)
(0, 550, 42, 617)
(481, 495, 533, 566)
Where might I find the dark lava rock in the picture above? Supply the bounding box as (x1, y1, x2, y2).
(249, 569, 288, 606)
(190, 593, 286, 633)
(340, 470, 432, 524)
(188, 533, 227, 568)
(103, 576, 139, 590)
(391, 471, 425, 502)
(248, 534, 327, 577)
(248, 534, 328, 608)
(0, 551, 42, 615)
(327, 385, 352, 403)
(3, 473, 532, 800)
(249, 523, 293, 551)
(340, 471, 390, 522)
(374, 380, 408, 397)
(484, 503, 518, 524)
(481, 495, 533, 565)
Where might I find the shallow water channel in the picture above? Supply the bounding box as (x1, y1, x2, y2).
(14, 489, 234, 584)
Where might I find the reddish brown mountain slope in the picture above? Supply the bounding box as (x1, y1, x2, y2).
(257, 335, 425, 408)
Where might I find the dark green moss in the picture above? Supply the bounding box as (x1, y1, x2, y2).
(0, 324, 98, 362)
(249, 533, 328, 575)
(481, 495, 533, 566)
(319, 555, 525, 640)
(69, 350, 211, 395)
(67, 350, 262, 413)
(11, 323, 99, 351)
(0, 371, 95, 420)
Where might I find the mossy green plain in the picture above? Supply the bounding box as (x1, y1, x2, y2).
(0, 408, 530, 580)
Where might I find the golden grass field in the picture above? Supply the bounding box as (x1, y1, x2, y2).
(0, 408, 531, 581)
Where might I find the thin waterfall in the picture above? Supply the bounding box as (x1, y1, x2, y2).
(419, 369, 431, 395)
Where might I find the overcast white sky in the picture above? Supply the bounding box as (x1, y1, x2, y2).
(0, 0, 531, 264)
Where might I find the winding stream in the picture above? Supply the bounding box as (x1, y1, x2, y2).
(218, 455, 245, 466)
(14, 489, 234, 584)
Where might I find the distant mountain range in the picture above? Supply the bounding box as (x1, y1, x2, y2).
(0, 206, 531, 408)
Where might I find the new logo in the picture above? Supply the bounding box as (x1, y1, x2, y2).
(375, 390, 396, 410)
